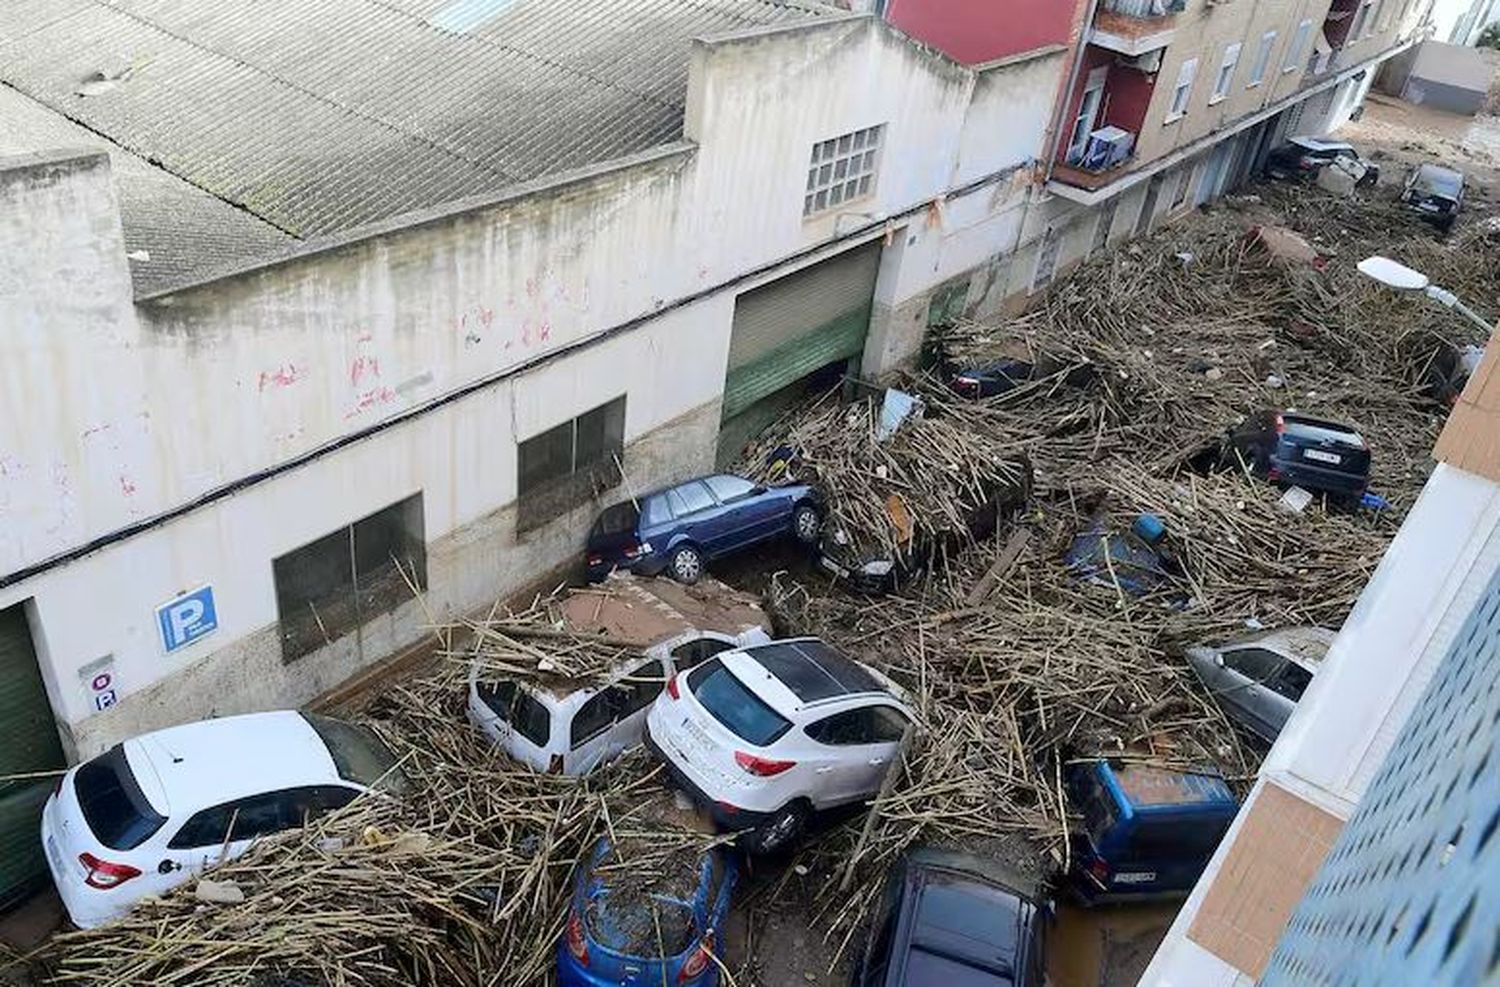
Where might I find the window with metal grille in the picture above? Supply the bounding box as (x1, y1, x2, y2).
(517, 396, 626, 532)
(804, 125, 883, 217)
(273, 494, 426, 663)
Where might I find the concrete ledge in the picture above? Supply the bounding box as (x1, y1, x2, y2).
(0, 148, 108, 185)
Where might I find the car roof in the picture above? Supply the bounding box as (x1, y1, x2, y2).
(895, 864, 1033, 985)
(1101, 762, 1237, 811)
(125, 711, 342, 817)
(1225, 626, 1337, 669)
(740, 639, 885, 703)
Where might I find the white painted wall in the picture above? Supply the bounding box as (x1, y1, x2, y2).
(0, 17, 1067, 753)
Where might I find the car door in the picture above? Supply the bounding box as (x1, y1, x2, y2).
(612, 657, 668, 752)
(1218, 647, 1288, 740)
(163, 790, 297, 877)
(803, 704, 909, 806)
(565, 684, 628, 775)
(665, 481, 728, 556)
(703, 475, 781, 548)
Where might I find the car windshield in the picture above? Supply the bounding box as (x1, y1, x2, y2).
(1416, 167, 1463, 198)
(592, 502, 639, 538)
(584, 843, 704, 957)
(301, 713, 412, 794)
(75, 745, 167, 851)
(688, 659, 792, 746)
(1282, 417, 1363, 446)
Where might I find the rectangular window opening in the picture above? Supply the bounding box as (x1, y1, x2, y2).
(803, 124, 884, 218)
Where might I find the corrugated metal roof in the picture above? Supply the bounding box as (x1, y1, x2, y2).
(0, 0, 829, 285)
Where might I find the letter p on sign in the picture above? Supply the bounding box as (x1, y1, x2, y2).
(156, 586, 219, 653)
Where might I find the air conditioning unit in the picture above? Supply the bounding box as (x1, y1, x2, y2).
(1122, 49, 1164, 73)
(1084, 126, 1136, 172)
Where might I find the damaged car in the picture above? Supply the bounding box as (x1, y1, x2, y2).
(1220, 410, 1371, 501)
(1185, 626, 1334, 742)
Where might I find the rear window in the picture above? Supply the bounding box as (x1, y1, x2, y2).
(476, 680, 552, 748)
(688, 659, 792, 747)
(592, 501, 640, 537)
(74, 745, 166, 851)
(301, 714, 410, 794)
(1281, 417, 1363, 447)
(1075, 771, 1120, 844)
(1127, 816, 1231, 858)
(1416, 167, 1462, 197)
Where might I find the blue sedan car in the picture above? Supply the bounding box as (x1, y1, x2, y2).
(558, 838, 738, 987)
(586, 474, 820, 584)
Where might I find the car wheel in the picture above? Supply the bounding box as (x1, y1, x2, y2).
(667, 545, 703, 585)
(792, 504, 821, 545)
(748, 802, 809, 855)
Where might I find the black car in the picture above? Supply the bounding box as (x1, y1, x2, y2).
(1222, 411, 1371, 499)
(1265, 137, 1378, 187)
(949, 358, 1034, 399)
(850, 848, 1049, 986)
(1402, 163, 1464, 233)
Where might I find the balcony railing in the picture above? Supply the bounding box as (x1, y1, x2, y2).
(1101, 0, 1186, 16)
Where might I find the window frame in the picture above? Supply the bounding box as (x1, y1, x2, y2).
(667, 480, 716, 518)
(669, 637, 737, 673)
(570, 687, 625, 750)
(1248, 30, 1277, 88)
(168, 790, 297, 850)
(1285, 20, 1313, 73)
(516, 396, 626, 532)
(1222, 646, 1287, 683)
(804, 125, 884, 218)
(1211, 43, 1242, 103)
(1167, 58, 1198, 121)
(703, 475, 757, 504)
(273, 494, 426, 664)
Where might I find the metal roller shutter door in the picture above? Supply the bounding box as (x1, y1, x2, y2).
(721, 242, 881, 422)
(0, 603, 65, 906)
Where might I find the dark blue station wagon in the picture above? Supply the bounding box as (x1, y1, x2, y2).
(586, 474, 820, 584)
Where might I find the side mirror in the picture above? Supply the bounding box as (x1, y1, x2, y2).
(1213, 654, 1225, 667)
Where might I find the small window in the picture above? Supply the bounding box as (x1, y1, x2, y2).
(804, 125, 884, 217)
(806, 705, 908, 746)
(619, 659, 667, 717)
(1286, 20, 1313, 72)
(1127, 817, 1230, 858)
(571, 688, 624, 749)
(1171, 166, 1194, 209)
(1031, 228, 1060, 294)
(1168, 58, 1198, 119)
(641, 495, 673, 527)
(1223, 646, 1285, 682)
(1248, 31, 1276, 87)
(670, 637, 737, 672)
(668, 481, 716, 517)
(476, 680, 552, 747)
(74, 745, 166, 851)
(168, 792, 292, 850)
(1075, 771, 1120, 844)
(1088, 201, 1118, 258)
(273, 494, 426, 663)
(592, 501, 640, 538)
(281, 785, 359, 828)
(1212, 43, 1241, 102)
(1273, 662, 1314, 702)
(704, 475, 756, 503)
(517, 396, 626, 532)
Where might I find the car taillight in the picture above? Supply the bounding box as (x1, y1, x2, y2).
(1266, 467, 1282, 482)
(1273, 414, 1285, 435)
(548, 754, 565, 775)
(586, 554, 603, 567)
(1087, 857, 1111, 886)
(666, 674, 681, 701)
(622, 541, 652, 560)
(952, 376, 979, 396)
(79, 852, 141, 890)
(734, 751, 797, 777)
(565, 907, 589, 965)
(680, 931, 716, 981)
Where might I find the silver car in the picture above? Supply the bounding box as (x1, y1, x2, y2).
(1185, 627, 1335, 742)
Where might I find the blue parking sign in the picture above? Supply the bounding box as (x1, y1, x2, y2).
(156, 586, 219, 653)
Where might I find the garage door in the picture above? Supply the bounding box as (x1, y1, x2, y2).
(0, 603, 65, 906)
(719, 241, 881, 463)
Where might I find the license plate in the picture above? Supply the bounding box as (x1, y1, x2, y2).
(1419, 201, 1439, 212)
(1114, 871, 1157, 885)
(1303, 449, 1342, 464)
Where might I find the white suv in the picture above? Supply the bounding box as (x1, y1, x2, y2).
(645, 638, 914, 854)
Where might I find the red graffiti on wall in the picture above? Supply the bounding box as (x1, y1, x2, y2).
(257, 364, 306, 391)
(349, 355, 381, 386)
(343, 386, 397, 420)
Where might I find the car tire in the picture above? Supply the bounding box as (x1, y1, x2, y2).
(667, 544, 703, 585)
(792, 503, 821, 545)
(746, 802, 809, 855)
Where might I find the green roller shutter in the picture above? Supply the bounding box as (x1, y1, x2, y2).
(0, 603, 65, 906)
(720, 242, 880, 459)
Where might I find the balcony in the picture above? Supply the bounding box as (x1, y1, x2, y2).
(1091, 0, 1183, 56)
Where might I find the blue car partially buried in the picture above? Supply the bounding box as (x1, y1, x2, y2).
(586, 473, 821, 584)
(558, 838, 739, 987)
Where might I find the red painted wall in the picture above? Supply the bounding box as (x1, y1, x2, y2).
(1054, 48, 1159, 164)
(885, 0, 1079, 64)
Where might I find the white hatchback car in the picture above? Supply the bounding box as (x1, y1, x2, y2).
(645, 638, 914, 854)
(467, 574, 771, 775)
(40, 711, 406, 929)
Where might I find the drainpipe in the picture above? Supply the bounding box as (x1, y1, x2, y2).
(1042, 0, 1106, 179)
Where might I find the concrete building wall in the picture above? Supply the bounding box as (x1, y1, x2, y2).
(1, 17, 1069, 756)
(1402, 39, 1498, 112)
